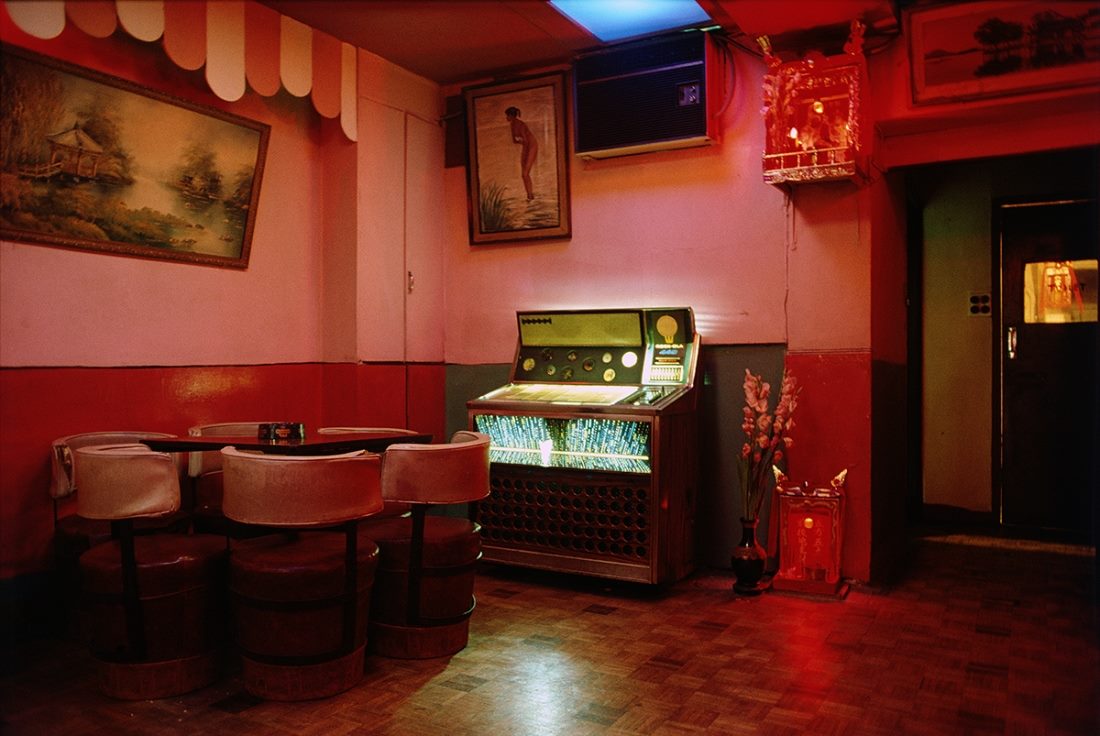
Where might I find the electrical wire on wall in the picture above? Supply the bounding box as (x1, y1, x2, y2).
(708, 31, 738, 120)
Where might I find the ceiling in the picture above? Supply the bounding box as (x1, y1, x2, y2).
(261, 1, 899, 86)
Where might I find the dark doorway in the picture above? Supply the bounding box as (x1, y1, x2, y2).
(997, 198, 1097, 537)
(907, 147, 1099, 545)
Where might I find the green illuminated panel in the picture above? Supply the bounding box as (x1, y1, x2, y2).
(474, 414, 651, 474)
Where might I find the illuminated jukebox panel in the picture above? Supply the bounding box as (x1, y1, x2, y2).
(467, 307, 699, 584)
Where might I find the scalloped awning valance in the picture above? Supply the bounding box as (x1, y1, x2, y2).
(4, 0, 358, 141)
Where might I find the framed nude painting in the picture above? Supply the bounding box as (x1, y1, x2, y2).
(464, 72, 571, 244)
(0, 45, 268, 268)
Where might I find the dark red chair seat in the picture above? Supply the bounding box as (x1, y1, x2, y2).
(359, 516, 480, 627)
(230, 533, 380, 663)
(80, 534, 227, 664)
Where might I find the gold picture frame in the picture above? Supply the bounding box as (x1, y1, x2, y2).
(0, 45, 269, 268)
(464, 72, 571, 244)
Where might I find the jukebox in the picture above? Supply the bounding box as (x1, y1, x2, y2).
(467, 307, 699, 584)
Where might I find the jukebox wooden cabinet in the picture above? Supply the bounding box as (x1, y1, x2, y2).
(467, 308, 699, 584)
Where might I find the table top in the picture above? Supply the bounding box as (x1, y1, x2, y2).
(142, 429, 432, 455)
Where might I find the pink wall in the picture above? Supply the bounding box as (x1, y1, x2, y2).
(0, 11, 329, 368)
(441, 50, 794, 366)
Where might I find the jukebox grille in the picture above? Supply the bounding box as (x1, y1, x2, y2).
(480, 470, 652, 561)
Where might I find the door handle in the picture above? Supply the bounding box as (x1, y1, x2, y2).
(1006, 326, 1017, 360)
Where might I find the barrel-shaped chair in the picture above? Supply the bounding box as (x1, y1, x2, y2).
(221, 447, 384, 700)
(360, 431, 490, 659)
(74, 444, 227, 700)
(49, 431, 184, 634)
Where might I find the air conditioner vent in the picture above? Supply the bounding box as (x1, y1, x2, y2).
(573, 32, 723, 160)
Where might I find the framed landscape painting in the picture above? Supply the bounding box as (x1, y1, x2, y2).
(464, 72, 571, 245)
(908, 1, 1100, 104)
(0, 45, 269, 268)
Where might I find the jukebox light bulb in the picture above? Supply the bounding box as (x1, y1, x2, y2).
(812, 100, 825, 114)
(655, 315, 678, 344)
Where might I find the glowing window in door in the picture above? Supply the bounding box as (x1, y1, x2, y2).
(1023, 259, 1098, 324)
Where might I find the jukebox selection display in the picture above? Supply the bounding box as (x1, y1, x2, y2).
(468, 307, 699, 585)
(474, 414, 651, 474)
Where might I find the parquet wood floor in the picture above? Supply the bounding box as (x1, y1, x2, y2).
(2, 536, 1096, 735)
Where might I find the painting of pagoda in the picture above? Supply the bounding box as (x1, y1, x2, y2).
(0, 47, 268, 267)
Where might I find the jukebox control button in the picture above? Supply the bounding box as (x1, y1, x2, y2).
(546, 365, 556, 376)
(566, 350, 578, 362)
(561, 367, 574, 381)
(621, 351, 638, 368)
(582, 359, 595, 372)
(541, 348, 553, 362)
(603, 368, 616, 382)
(522, 357, 536, 372)
(601, 352, 613, 364)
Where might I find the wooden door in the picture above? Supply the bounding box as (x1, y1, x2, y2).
(998, 199, 1097, 535)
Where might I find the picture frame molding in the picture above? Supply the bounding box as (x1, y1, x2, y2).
(0, 44, 269, 269)
(906, 0, 1100, 105)
(464, 71, 571, 245)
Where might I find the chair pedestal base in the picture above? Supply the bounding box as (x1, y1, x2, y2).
(97, 651, 221, 700)
(241, 646, 365, 701)
(369, 618, 470, 659)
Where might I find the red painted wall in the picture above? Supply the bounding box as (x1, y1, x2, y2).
(0, 363, 445, 579)
(783, 352, 872, 580)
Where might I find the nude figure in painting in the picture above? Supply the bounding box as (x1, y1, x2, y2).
(505, 106, 537, 200)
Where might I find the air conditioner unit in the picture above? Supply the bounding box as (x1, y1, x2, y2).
(573, 32, 725, 160)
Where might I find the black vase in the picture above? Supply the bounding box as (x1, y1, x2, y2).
(731, 517, 768, 595)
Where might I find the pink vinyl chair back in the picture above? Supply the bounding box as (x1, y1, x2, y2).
(50, 431, 176, 502)
(220, 448, 383, 527)
(381, 431, 491, 506)
(72, 444, 181, 521)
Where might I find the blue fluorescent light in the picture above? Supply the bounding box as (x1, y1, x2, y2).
(550, 0, 712, 42)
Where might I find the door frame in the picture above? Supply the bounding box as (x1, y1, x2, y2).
(991, 195, 1097, 538)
